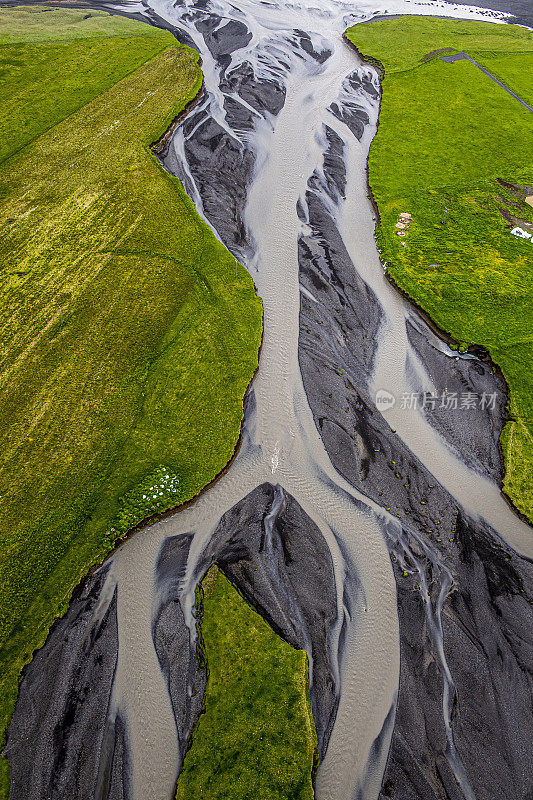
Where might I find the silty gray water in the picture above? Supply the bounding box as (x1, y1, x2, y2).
(5, 2, 532, 800)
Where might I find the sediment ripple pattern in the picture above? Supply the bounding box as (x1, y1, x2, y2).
(5, 2, 532, 800)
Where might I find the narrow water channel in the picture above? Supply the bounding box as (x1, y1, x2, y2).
(6, 2, 532, 800)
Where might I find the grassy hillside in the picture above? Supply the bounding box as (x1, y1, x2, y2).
(0, 4, 159, 42)
(0, 7, 262, 793)
(0, 5, 177, 163)
(177, 568, 317, 800)
(346, 16, 533, 521)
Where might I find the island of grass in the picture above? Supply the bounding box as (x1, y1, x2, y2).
(177, 568, 317, 800)
(0, 6, 266, 793)
(346, 15, 533, 522)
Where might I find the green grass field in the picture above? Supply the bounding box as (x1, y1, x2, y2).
(0, 7, 262, 793)
(0, 5, 179, 163)
(346, 16, 533, 521)
(177, 568, 317, 800)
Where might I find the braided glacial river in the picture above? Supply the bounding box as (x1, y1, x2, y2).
(6, 1, 533, 799)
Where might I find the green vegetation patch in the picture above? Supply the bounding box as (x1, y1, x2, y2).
(477, 51, 533, 106)
(0, 5, 159, 44)
(348, 15, 533, 73)
(0, 8, 175, 163)
(177, 568, 317, 800)
(104, 465, 181, 545)
(0, 7, 262, 794)
(346, 16, 533, 520)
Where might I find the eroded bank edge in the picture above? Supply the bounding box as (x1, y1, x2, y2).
(343, 27, 533, 531)
(0, 36, 264, 788)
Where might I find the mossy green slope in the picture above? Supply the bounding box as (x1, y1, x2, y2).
(177, 568, 317, 800)
(0, 8, 262, 793)
(346, 16, 533, 521)
(0, 5, 160, 43)
(0, 6, 176, 163)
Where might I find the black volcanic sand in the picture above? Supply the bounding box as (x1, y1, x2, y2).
(298, 86, 533, 800)
(445, 0, 533, 27)
(5, 6, 533, 800)
(160, 11, 286, 260)
(153, 533, 207, 762)
(5, 486, 341, 798)
(164, 17, 533, 798)
(3, 567, 126, 799)
(297, 63, 533, 800)
(194, 482, 341, 757)
(155, 485, 341, 761)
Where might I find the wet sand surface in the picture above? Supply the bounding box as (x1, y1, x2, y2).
(5, 1, 533, 799)
(444, 0, 533, 26)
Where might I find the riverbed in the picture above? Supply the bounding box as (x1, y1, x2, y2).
(6, 1, 533, 799)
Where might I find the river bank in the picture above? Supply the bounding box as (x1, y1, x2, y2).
(4, 2, 533, 800)
(346, 14, 533, 523)
(0, 7, 262, 795)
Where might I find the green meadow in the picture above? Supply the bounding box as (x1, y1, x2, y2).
(0, 6, 263, 792)
(0, 5, 180, 163)
(177, 568, 317, 800)
(346, 16, 533, 521)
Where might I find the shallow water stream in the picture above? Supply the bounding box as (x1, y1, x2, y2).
(6, 2, 533, 800)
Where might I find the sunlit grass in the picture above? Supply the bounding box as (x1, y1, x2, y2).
(0, 8, 262, 794)
(0, 7, 173, 163)
(346, 16, 533, 520)
(176, 568, 317, 800)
